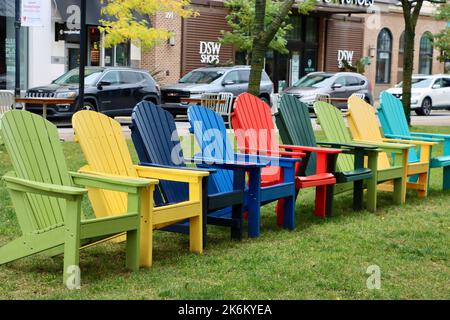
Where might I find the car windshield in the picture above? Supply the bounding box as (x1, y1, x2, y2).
(396, 78, 433, 89)
(293, 74, 333, 88)
(53, 68, 103, 86)
(179, 70, 224, 84)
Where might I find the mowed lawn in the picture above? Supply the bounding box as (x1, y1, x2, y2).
(0, 125, 448, 300)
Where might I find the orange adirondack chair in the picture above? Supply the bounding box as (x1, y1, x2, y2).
(231, 93, 341, 220)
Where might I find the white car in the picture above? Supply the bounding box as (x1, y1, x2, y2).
(386, 74, 450, 116)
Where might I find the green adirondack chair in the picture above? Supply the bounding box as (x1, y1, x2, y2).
(275, 95, 379, 212)
(0, 110, 157, 288)
(314, 101, 412, 211)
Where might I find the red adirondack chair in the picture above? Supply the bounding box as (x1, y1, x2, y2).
(231, 93, 341, 221)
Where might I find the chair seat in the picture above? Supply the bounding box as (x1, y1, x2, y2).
(430, 155, 450, 168)
(296, 173, 336, 188)
(335, 168, 373, 183)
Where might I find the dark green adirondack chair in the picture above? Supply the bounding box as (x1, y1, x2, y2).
(0, 111, 156, 287)
(275, 94, 378, 211)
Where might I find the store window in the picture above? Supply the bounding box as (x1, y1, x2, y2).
(104, 41, 131, 67)
(0, 1, 28, 90)
(418, 32, 433, 75)
(376, 28, 392, 84)
(397, 31, 405, 82)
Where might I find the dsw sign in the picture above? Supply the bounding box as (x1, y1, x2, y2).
(200, 41, 221, 64)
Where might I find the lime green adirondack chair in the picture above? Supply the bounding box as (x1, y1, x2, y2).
(314, 101, 412, 210)
(0, 111, 157, 287)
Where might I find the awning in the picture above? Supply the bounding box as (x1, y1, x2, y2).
(54, 0, 150, 26)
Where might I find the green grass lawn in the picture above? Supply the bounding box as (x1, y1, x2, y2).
(0, 125, 449, 299)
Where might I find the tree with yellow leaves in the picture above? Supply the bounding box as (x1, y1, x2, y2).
(99, 0, 197, 49)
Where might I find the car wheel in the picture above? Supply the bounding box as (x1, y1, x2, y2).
(77, 100, 96, 112)
(416, 98, 432, 116)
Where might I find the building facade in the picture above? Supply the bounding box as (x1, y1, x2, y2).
(141, 0, 447, 97)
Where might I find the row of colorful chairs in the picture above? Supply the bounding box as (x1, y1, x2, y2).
(0, 91, 448, 288)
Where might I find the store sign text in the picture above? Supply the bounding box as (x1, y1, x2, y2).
(337, 50, 354, 68)
(200, 42, 221, 64)
(319, 0, 375, 6)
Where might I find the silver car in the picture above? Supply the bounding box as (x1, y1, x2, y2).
(161, 66, 274, 116)
(283, 72, 374, 110)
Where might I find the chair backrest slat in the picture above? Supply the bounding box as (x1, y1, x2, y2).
(131, 102, 189, 204)
(1, 111, 70, 232)
(232, 93, 280, 181)
(188, 105, 234, 194)
(73, 111, 136, 217)
(347, 96, 392, 169)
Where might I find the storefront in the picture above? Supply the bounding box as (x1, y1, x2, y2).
(0, 0, 28, 91)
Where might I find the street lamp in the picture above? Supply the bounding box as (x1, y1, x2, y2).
(78, 0, 87, 110)
(15, 0, 21, 97)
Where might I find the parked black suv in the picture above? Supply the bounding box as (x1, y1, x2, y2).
(25, 67, 161, 118)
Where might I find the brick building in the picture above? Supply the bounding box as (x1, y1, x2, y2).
(139, 0, 447, 97)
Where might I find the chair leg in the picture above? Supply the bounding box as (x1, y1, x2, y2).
(189, 214, 203, 254)
(443, 166, 450, 190)
(326, 185, 335, 217)
(314, 185, 327, 219)
(417, 172, 428, 198)
(275, 198, 285, 226)
(353, 180, 364, 211)
(393, 177, 406, 205)
(283, 195, 295, 230)
(63, 199, 82, 288)
(247, 168, 261, 238)
(231, 203, 244, 241)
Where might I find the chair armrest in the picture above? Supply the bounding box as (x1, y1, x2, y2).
(410, 132, 450, 140)
(135, 165, 208, 183)
(352, 139, 413, 154)
(3, 172, 86, 200)
(234, 153, 303, 168)
(70, 171, 156, 194)
(189, 156, 268, 170)
(240, 147, 307, 159)
(140, 162, 217, 174)
(317, 141, 380, 150)
(382, 138, 438, 147)
(280, 144, 342, 155)
(384, 133, 444, 143)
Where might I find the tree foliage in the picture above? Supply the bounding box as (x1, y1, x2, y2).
(433, 2, 450, 62)
(220, 0, 295, 61)
(99, 0, 197, 49)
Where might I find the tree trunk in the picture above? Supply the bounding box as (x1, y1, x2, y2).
(402, 24, 415, 125)
(248, 0, 267, 96)
(248, 0, 296, 97)
(401, 0, 424, 126)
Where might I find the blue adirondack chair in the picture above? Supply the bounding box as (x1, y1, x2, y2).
(188, 105, 303, 236)
(378, 91, 450, 190)
(130, 101, 267, 240)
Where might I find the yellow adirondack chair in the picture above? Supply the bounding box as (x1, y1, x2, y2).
(347, 96, 436, 198)
(72, 111, 208, 266)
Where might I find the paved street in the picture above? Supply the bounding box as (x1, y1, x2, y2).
(57, 110, 450, 141)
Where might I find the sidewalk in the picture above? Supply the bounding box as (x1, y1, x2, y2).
(57, 111, 450, 141)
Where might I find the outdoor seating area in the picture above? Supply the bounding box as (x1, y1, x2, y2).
(0, 90, 448, 296)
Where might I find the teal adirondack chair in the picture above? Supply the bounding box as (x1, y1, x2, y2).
(378, 91, 450, 190)
(275, 94, 379, 212)
(0, 111, 156, 287)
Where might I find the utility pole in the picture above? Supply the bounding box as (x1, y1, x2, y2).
(78, 0, 87, 109)
(14, 0, 21, 97)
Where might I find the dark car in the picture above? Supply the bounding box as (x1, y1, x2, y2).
(25, 67, 161, 118)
